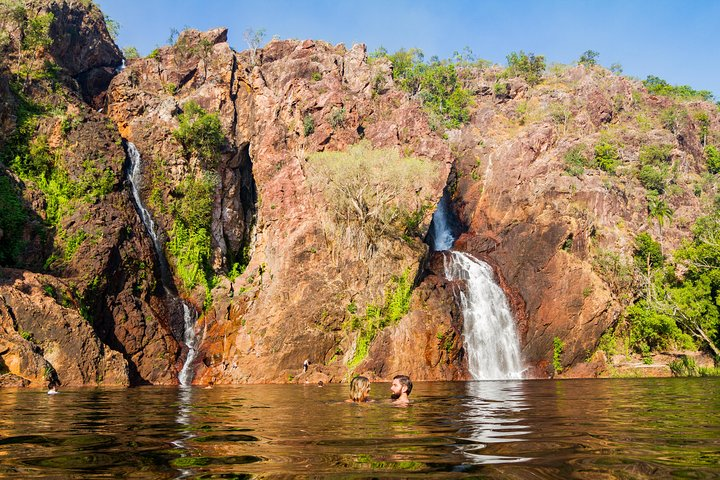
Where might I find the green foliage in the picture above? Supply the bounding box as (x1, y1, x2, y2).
(419, 63, 471, 129)
(646, 192, 673, 229)
(639, 144, 672, 166)
(705, 145, 720, 174)
(167, 220, 212, 290)
(173, 101, 225, 165)
(633, 232, 664, 269)
(578, 50, 599, 66)
(643, 75, 714, 102)
(493, 81, 509, 98)
(302, 113, 315, 136)
(669, 356, 699, 377)
(348, 271, 413, 368)
(0, 176, 27, 265)
(122, 46, 140, 59)
(384, 48, 471, 129)
(622, 212, 720, 357)
(553, 337, 564, 374)
(63, 230, 87, 261)
(167, 173, 217, 291)
(328, 107, 345, 129)
(593, 141, 620, 173)
(563, 145, 589, 176)
(172, 173, 216, 236)
(637, 164, 669, 193)
(505, 50, 546, 86)
(104, 14, 119, 41)
(660, 106, 688, 134)
(163, 82, 177, 95)
(626, 300, 691, 354)
(310, 71, 322, 81)
(148, 48, 160, 59)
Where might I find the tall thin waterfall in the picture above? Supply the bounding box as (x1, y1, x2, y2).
(178, 304, 198, 386)
(428, 193, 524, 380)
(126, 142, 198, 386)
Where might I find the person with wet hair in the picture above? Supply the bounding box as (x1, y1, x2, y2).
(346, 375, 372, 403)
(390, 375, 412, 404)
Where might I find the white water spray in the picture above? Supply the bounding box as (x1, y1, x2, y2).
(429, 193, 456, 251)
(126, 142, 198, 386)
(178, 304, 198, 386)
(127, 142, 163, 259)
(429, 194, 524, 380)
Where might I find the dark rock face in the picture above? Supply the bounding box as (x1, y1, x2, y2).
(30, 0, 123, 106)
(0, 0, 179, 387)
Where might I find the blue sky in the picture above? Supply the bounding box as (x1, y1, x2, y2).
(96, 0, 720, 99)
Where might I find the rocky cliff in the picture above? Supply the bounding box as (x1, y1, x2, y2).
(1, 1, 718, 387)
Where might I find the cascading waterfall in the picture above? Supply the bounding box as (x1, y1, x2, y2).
(443, 252, 524, 379)
(125, 141, 198, 386)
(428, 192, 524, 380)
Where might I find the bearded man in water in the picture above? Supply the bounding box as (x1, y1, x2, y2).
(390, 375, 412, 404)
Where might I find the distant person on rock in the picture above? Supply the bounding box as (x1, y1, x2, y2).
(346, 375, 372, 403)
(390, 375, 412, 404)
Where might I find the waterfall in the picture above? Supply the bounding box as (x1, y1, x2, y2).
(428, 191, 460, 252)
(427, 194, 524, 380)
(178, 304, 198, 386)
(127, 142, 164, 265)
(444, 252, 524, 380)
(125, 141, 198, 386)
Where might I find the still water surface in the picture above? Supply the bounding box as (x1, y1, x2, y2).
(0, 379, 718, 478)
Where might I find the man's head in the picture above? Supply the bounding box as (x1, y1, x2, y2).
(390, 375, 412, 400)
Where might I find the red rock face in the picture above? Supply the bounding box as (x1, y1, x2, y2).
(106, 33, 463, 384)
(448, 65, 717, 377)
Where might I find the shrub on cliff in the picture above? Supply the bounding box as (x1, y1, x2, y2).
(173, 101, 225, 166)
(306, 141, 438, 255)
(705, 145, 720, 174)
(643, 75, 714, 102)
(379, 48, 471, 130)
(168, 172, 217, 291)
(505, 50, 546, 86)
(593, 141, 620, 173)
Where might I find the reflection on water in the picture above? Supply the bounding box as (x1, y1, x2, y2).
(456, 381, 530, 465)
(0, 379, 718, 478)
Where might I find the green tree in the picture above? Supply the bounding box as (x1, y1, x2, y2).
(505, 50, 546, 86)
(19, 11, 54, 85)
(578, 50, 599, 66)
(122, 46, 140, 59)
(647, 192, 673, 242)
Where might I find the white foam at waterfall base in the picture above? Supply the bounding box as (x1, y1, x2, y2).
(178, 303, 198, 386)
(443, 251, 524, 380)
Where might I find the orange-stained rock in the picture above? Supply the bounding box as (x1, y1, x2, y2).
(0, 269, 129, 387)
